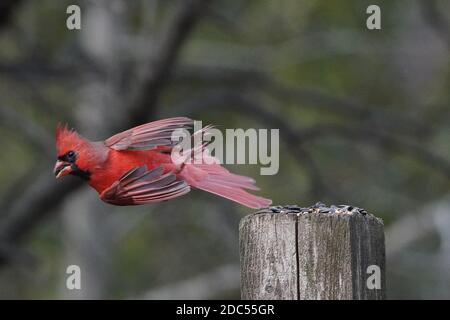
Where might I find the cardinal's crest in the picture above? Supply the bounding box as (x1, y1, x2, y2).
(55, 123, 85, 156)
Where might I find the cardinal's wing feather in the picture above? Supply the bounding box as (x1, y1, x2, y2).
(105, 117, 194, 151)
(100, 166, 190, 205)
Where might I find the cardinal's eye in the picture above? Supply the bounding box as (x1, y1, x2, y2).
(66, 150, 76, 161)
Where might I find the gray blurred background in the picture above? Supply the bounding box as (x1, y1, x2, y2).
(0, 0, 449, 299)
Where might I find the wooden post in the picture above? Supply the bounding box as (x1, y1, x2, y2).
(239, 204, 385, 300)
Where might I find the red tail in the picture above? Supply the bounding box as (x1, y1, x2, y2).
(180, 161, 272, 209)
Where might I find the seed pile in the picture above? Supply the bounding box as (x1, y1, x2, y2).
(257, 202, 369, 216)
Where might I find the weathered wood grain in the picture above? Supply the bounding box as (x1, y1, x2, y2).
(239, 213, 298, 299)
(239, 206, 385, 300)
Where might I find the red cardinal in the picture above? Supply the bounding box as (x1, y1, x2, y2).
(53, 117, 271, 209)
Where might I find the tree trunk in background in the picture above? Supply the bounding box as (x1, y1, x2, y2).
(60, 0, 124, 299)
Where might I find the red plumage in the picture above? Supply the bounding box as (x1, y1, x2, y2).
(54, 118, 272, 209)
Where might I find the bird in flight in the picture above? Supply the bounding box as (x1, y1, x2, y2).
(54, 117, 271, 209)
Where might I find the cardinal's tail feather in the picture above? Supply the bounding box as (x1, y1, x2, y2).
(175, 126, 272, 209)
(180, 162, 272, 209)
(194, 179, 272, 209)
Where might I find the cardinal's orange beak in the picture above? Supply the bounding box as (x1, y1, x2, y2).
(54, 160, 72, 179)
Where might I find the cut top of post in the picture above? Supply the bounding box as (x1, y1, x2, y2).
(239, 203, 385, 300)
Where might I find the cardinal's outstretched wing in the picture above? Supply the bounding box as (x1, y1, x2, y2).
(100, 166, 190, 205)
(105, 117, 194, 151)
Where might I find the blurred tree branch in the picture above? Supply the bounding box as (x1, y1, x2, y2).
(0, 60, 86, 80)
(0, 0, 23, 29)
(175, 65, 432, 138)
(0, 172, 82, 245)
(301, 124, 450, 180)
(124, 0, 208, 129)
(0, 105, 53, 155)
(420, 0, 450, 50)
